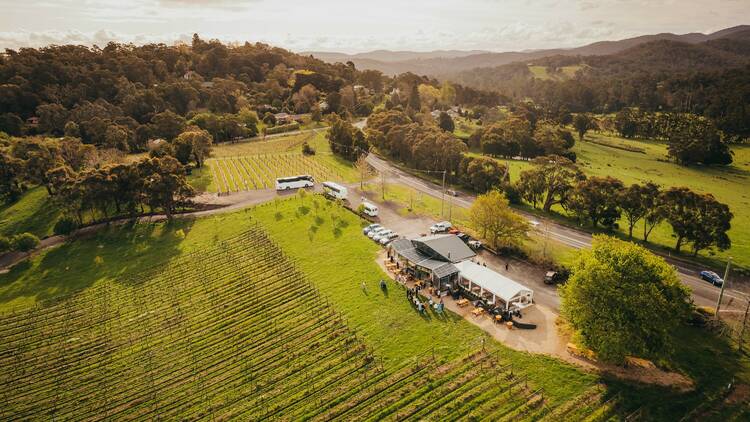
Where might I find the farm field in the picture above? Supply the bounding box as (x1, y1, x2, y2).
(1, 198, 748, 419)
(473, 132, 749, 269)
(572, 132, 750, 268)
(206, 131, 359, 193)
(0, 198, 615, 420)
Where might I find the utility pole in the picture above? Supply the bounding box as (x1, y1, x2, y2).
(715, 257, 732, 321)
(381, 171, 386, 201)
(440, 170, 446, 218)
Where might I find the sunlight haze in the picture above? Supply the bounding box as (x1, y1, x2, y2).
(1, 0, 747, 52)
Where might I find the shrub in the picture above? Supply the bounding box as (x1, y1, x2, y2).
(302, 141, 316, 156)
(12, 232, 40, 253)
(501, 183, 521, 205)
(53, 217, 79, 236)
(263, 122, 300, 135)
(0, 236, 11, 253)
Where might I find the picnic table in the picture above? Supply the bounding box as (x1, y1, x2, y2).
(471, 307, 485, 317)
(456, 298, 470, 307)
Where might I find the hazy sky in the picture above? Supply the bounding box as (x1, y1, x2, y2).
(0, 0, 747, 53)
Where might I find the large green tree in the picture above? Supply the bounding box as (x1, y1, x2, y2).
(661, 187, 732, 255)
(560, 235, 691, 363)
(518, 155, 583, 212)
(667, 115, 732, 166)
(469, 190, 529, 250)
(566, 176, 623, 229)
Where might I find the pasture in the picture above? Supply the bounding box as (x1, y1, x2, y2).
(573, 132, 750, 268)
(474, 132, 749, 269)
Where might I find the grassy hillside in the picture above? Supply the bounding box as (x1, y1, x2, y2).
(0, 187, 61, 239)
(573, 132, 749, 268)
(0, 197, 602, 414)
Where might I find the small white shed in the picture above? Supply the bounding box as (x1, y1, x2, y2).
(454, 261, 534, 310)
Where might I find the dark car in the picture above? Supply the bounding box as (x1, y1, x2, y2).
(544, 269, 570, 285)
(700, 270, 724, 287)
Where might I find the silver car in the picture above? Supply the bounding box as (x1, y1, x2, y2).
(368, 227, 389, 239)
(379, 232, 399, 245)
(372, 229, 393, 242)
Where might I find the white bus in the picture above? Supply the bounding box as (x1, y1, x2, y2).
(275, 175, 314, 191)
(362, 201, 379, 217)
(322, 181, 348, 200)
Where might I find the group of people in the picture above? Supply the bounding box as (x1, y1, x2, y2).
(406, 285, 445, 314)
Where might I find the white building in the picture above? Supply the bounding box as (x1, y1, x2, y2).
(454, 260, 534, 310)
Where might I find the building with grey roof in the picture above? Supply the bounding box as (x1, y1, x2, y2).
(387, 234, 476, 291)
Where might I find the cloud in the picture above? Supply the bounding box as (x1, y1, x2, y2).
(0, 29, 193, 50)
(157, 0, 259, 9)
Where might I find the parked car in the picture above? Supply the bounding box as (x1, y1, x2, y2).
(363, 224, 382, 235)
(544, 268, 570, 285)
(379, 232, 399, 245)
(700, 270, 724, 287)
(467, 240, 482, 250)
(372, 229, 393, 242)
(456, 232, 470, 242)
(368, 227, 389, 239)
(447, 189, 459, 197)
(429, 221, 452, 234)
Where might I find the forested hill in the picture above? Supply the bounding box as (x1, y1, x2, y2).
(307, 25, 750, 76)
(447, 33, 750, 140)
(0, 34, 366, 140)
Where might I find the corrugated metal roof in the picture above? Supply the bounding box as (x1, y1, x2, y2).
(413, 234, 475, 263)
(392, 239, 459, 278)
(454, 261, 533, 303)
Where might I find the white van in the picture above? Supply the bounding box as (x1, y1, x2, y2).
(362, 202, 379, 217)
(322, 181, 348, 200)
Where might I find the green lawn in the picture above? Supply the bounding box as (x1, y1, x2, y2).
(0, 187, 61, 239)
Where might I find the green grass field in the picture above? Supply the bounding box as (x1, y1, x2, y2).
(573, 132, 750, 268)
(0, 197, 614, 419)
(472, 132, 749, 269)
(0, 187, 61, 239)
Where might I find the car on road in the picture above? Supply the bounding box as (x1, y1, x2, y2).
(700, 270, 724, 287)
(379, 232, 399, 245)
(456, 232, 470, 242)
(446, 189, 459, 197)
(363, 224, 382, 235)
(429, 221, 452, 234)
(372, 229, 394, 242)
(368, 227, 389, 239)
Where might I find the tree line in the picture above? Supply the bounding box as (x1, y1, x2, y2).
(516, 156, 733, 256)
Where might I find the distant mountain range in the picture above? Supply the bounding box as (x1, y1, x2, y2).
(302, 25, 750, 76)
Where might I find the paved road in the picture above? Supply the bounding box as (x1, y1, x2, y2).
(365, 154, 748, 312)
